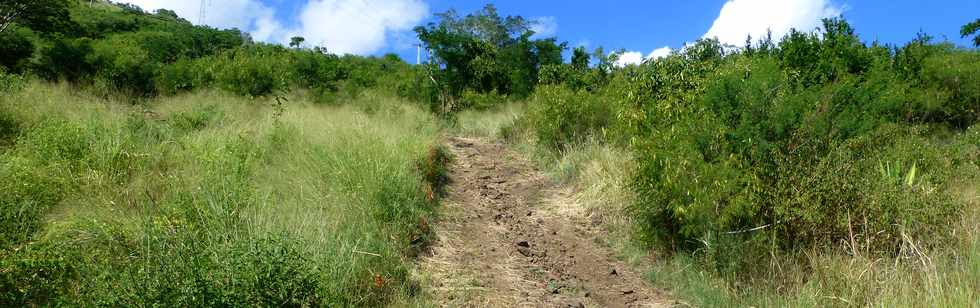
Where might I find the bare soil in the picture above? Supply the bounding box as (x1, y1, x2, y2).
(418, 137, 672, 307)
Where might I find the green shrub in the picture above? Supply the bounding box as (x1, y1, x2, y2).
(527, 85, 612, 150)
(396, 66, 444, 114)
(611, 50, 719, 142)
(0, 154, 67, 250)
(212, 48, 289, 97)
(628, 53, 967, 260)
(156, 58, 209, 95)
(778, 18, 873, 86)
(290, 50, 343, 90)
(538, 63, 601, 92)
(917, 51, 980, 128)
(35, 38, 98, 83)
(459, 89, 506, 110)
(0, 70, 26, 93)
(0, 28, 35, 73)
(169, 104, 223, 132)
(217, 235, 321, 306)
(90, 35, 159, 97)
(767, 126, 959, 252)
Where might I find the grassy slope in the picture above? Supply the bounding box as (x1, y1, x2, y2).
(0, 82, 443, 306)
(455, 104, 980, 307)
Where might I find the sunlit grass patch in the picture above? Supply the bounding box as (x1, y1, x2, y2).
(0, 82, 444, 306)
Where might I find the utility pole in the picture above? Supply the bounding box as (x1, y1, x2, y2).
(413, 43, 422, 65)
(198, 0, 211, 25)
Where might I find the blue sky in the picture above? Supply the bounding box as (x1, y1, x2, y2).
(118, 0, 979, 64)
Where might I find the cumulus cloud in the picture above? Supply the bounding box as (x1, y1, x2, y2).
(614, 51, 645, 67)
(647, 46, 672, 59)
(703, 0, 842, 46)
(530, 16, 558, 38)
(614, 46, 672, 67)
(117, 0, 275, 32)
(116, 0, 429, 55)
(295, 0, 428, 55)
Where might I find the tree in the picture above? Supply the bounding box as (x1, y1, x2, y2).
(0, 28, 34, 72)
(963, 18, 980, 47)
(415, 4, 567, 100)
(290, 36, 305, 49)
(0, 0, 73, 34)
(571, 46, 590, 70)
(156, 9, 189, 23)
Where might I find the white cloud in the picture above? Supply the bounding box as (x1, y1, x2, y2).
(614, 51, 645, 67)
(115, 0, 274, 32)
(530, 16, 558, 38)
(251, 15, 289, 43)
(295, 0, 428, 55)
(614, 46, 672, 67)
(703, 0, 842, 46)
(647, 46, 672, 59)
(115, 0, 429, 55)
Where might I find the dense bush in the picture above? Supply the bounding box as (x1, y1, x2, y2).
(459, 90, 507, 110)
(0, 28, 35, 73)
(290, 50, 343, 92)
(89, 34, 161, 97)
(537, 63, 606, 92)
(211, 47, 290, 97)
(497, 17, 979, 277)
(34, 37, 98, 82)
(916, 51, 980, 127)
(526, 85, 613, 151)
(156, 57, 208, 95)
(0, 69, 26, 93)
(620, 19, 977, 265)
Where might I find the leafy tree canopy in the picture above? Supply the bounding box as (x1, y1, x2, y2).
(415, 4, 567, 99)
(963, 18, 980, 47)
(0, 0, 74, 34)
(290, 36, 305, 48)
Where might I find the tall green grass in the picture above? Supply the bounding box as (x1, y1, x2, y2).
(0, 82, 444, 306)
(451, 103, 524, 139)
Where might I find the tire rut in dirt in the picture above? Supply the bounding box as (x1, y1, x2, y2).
(419, 137, 671, 307)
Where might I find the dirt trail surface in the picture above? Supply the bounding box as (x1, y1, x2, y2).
(418, 137, 672, 307)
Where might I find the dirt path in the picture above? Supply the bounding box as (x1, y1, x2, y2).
(418, 137, 672, 307)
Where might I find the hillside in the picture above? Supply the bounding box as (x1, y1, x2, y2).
(1, 1, 979, 307)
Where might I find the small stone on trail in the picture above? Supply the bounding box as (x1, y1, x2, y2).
(517, 245, 532, 257)
(517, 240, 530, 248)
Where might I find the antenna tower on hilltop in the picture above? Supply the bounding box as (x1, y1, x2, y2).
(198, 0, 212, 25)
